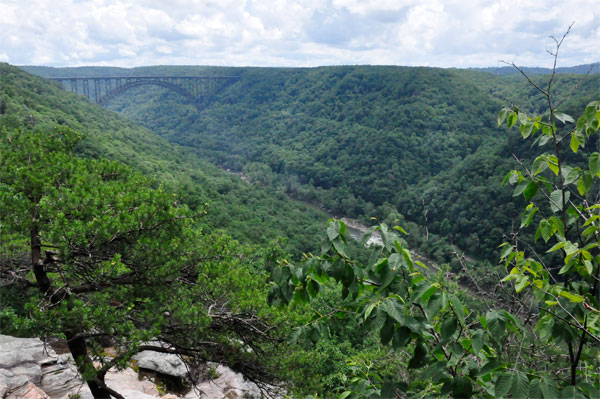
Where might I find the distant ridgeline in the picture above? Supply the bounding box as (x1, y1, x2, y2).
(22, 64, 600, 263)
(469, 62, 600, 75)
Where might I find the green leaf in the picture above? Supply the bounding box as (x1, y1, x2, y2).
(387, 253, 401, 270)
(422, 361, 450, 382)
(419, 284, 438, 303)
(394, 225, 408, 235)
(372, 307, 387, 331)
(498, 108, 510, 127)
(555, 112, 575, 124)
(590, 152, 600, 176)
(532, 156, 548, 175)
(500, 244, 513, 259)
(514, 275, 530, 293)
(452, 376, 473, 399)
(547, 155, 559, 175)
(549, 189, 569, 213)
(510, 372, 529, 399)
(449, 342, 463, 357)
(520, 122, 534, 138)
(562, 166, 580, 185)
(413, 283, 437, 302)
(403, 315, 423, 334)
(327, 220, 340, 241)
(380, 382, 397, 399)
(539, 134, 552, 146)
(441, 317, 458, 343)
(448, 294, 466, 323)
(512, 181, 528, 197)
(426, 294, 443, 319)
(364, 302, 377, 321)
(477, 359, 502, 377)
(340, 391, 351, 399)
(570, 132, 580, 153)
(380, 265, 398, 290)
(382, 299, 403, 325)
(380, 319, 395, 345)
(495, 372, 513, 398)
(380, 224, 397, 251)
(503, 311, 526, 332)
(507, 112, 518, 128)
(538, 220, 554, 242)
(546, 241, 566, 253)
(558, 263, 573, 274)
(307, 279, 320, 297)
(332, 239, 348, 258)
(558, 289, 584, 303)
(528, 379, 543, 399)
(500, 273, 518, 283)
(486, 310, 506, 337)
(520, 204, 538, 228)
(575, 382, 598, 398)
(522, 181, 538, 200)
(563, 241, 578, 256)
(392, 326, 411, 349)
(471, 329, 484, 354)
(307, 324, 321, 343)
(585, 104, 598, 120)
(577, 171, 593, 195)
(540, 378, 558, 399)
(408, 341, 427, 369)
(560, 385, 586, 399)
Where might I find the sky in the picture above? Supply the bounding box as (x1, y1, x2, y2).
(0, 0, 598, 68)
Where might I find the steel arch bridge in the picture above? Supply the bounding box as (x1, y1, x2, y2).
(50, 75, 239, 110)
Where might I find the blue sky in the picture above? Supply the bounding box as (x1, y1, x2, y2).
(0, 0, 598, 68)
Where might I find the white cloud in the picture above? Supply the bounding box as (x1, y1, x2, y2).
(0, 0, 597, 67)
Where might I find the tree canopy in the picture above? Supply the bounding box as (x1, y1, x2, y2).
(0, 126, 291, 397)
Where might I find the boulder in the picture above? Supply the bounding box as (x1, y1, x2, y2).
(188, 364, 262, 399)
(133, 351, 188, 378)
(105, 367, 158, 396)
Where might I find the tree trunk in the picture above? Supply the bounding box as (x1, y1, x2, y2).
(31, 223, 113, 398)
(66, 332, 114, 398)
(31, 223, 51, 293)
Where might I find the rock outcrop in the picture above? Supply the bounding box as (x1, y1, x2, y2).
(0, 334, 92, 399)
(0, 335, 267, 399)
(189, 364, 261, 399)
(133, 351, 188, 379)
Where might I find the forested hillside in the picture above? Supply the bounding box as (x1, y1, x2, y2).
(2, 63, 329, 255)
(24, 64, 599, 261)
(1, 63, 371, 397)
(5, 61, 600, 399)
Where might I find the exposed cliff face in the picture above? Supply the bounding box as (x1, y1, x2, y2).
(0, 334, 93, 399)
(0, 335, 264, 399)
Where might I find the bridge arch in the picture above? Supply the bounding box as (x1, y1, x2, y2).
(98, 79, 196, 106)
(51, 75, 239, 111)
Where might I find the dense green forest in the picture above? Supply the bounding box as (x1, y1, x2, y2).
(3, 63, 333, 256)
(4, 61, 600, 399)
(0, 63, 374, 396)
(24, 64, 599, 262)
